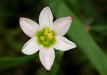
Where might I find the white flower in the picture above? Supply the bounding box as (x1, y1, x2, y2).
(19, 7, 76, 70)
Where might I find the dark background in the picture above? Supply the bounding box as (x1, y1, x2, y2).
(0, 0, 107, 75)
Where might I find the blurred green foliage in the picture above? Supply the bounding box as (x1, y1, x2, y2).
(0, 0, 107, 75)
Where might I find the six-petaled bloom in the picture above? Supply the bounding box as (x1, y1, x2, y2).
(19, 7, 76, 70)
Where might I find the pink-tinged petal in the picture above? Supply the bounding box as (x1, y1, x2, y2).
(39, 7, 53, 29)
(22, 37, 41, 55)
(53, 16, 72, 36)
(19, 17, 39, 37)
(53, 36, 76, 51)
(39, 47, 55, 70)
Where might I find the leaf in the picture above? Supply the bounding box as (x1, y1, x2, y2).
(55, 2, 107, 75)
(78, 0, 107, 24)
(0, 54, 37, 68)
(6, 38, 23, 51)
(90, 25, 107, 35)
(0, 41, 3, 56)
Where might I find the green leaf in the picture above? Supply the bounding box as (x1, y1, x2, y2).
(41, 0, 107, 75)
(78, 0, 107, 24)
(56, 2, 107, 75)
(0, 54, 37, 69)
(6, 38, 23, 51)
(0, 41, 3, 56)
(90, 25, 107, 35)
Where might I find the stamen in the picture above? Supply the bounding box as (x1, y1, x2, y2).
(36, 27, 56, 48)
(44, 27, 50, 35)
(48, 35, 54, 40)
(47, 32, 54, 40)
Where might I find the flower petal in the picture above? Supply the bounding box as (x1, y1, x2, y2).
(39, 47, 55, 70)
(53, 36, 76, 51)
(39, 7, 53, 29)
(19, 17, 39, 37)
(53, 16, 72, 36)
(22, 37, 41, 55)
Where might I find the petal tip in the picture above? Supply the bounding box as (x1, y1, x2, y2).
(73, 43, 77, 48)
(42, 7, 50, 11)
(45, 67, 51, 71)
(19, 17, 26, 21)
(70, 16, 73, 19)
(74, 45, 77, 48)
(22, 50, 28, 55)
(43, 63, 52, 71)
(19, 17, 24, 21)
(46, 68, 51, 71)
(22, 49, 32, 55)
(19, 17, 21, 20)
(45, 6, 50, 9)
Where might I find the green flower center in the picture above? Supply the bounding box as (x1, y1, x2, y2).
(36, 27, 56, 48)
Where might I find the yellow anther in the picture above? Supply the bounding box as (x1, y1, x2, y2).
(47, 32, 54, 40)
(48, 35, 54, 40)
(40, 36, 44, 40)
(44, 27, 50, 35)
(47, 32, 52, 36)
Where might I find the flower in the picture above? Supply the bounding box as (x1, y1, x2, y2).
(19, 7, 76, 70)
